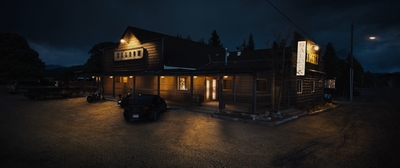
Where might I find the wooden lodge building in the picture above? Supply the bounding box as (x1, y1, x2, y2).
(96, 26, 325, 113)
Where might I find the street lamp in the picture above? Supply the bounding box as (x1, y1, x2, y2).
(350, 22, 376, 101)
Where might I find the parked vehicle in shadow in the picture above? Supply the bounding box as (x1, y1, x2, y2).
(23, 81, 80, 100)
(6, 79, 47, 94)
(123, 94, 167, 121)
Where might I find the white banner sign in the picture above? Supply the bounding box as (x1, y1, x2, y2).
(296, 41, 306, 76)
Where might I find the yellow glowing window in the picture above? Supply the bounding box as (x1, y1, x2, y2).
(178, 77, 187, 90)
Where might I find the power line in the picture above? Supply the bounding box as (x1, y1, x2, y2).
(265, 0, 316, 42)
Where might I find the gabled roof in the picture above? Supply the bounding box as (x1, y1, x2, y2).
(124, 26, 172, 42)
(122, 26, 289, 73)
(124, 26, 226, 69)
(199, 49, 289, 72)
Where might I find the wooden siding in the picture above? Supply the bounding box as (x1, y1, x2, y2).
(103, 77, 113, 95)
(221, 74, 271, 110)
(159, 76, 192, 102)
(103, 33, 164, 73)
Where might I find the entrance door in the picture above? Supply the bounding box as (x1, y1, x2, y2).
(205, 78, 217, 101)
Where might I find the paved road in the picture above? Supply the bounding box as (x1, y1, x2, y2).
(0, 87, 399, 167)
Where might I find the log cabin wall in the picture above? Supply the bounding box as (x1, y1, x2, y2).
(103, 34, 163, 73)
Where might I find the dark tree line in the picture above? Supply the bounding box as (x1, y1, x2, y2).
(323, 42, 371, 97)
(83, 42, 117, 73)
(0, 33, 45, 82)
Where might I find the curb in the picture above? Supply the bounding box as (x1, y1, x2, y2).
(211, 103, 339, 127)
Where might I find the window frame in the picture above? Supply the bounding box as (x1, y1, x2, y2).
(177, 76, 188, 90)
(310, 80, 315, 93)
(296, 79, 303, 94)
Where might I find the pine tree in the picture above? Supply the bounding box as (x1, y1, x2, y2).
(246, 33, 255, 51)
(208, 30, 223, 48)
(323, 42, 340, 79)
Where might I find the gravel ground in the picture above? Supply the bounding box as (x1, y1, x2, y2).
(1, 86, 399, 167)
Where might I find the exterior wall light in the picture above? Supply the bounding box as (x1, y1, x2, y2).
(109, 76, 113, 78)
(313, 45, 319, 51)
(120, 39, 129, 44)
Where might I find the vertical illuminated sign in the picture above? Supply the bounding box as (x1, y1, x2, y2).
(297, 41, 306, 76)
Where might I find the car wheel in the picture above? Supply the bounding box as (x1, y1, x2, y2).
(124, 116, 130, 122)
(37, 92, 46, 100)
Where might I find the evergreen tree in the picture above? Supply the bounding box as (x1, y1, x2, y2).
(84, 41, 117, 73)
(208, 30, 223, 48)
(323, 42, 340, 79)
(246, 33, 255, 51)
(0, 32, 45, 80)
(346, 54, 365, 88)
(186, 35, 192, 41)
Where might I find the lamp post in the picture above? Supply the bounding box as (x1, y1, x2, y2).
(349, 22, 376, 101)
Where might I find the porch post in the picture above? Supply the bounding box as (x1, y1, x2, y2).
(218, 76, 224, 111)
(252, 73, 257, 113)
(157, 75, 161, 96)
(133, 76, 136, 96)
(112, 76, 115, 98)
(190, 75, 194, 105)
(233, 75, 236, 103)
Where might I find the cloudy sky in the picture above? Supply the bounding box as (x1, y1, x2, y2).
(1, 0, 399, 73)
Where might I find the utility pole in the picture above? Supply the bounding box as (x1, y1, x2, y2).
(350, 22, 354, 101)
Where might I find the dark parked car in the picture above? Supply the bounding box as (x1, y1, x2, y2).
(6, 79, 44, 93)
(123, 94, 167, 121)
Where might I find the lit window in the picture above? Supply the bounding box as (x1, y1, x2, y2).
(115, 77, 121, 83)
(178, 77, 187, 90)
(123, 77, 128, 83)
(297, 79, 303, 94)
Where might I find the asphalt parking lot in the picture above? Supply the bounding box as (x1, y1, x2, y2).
(1, 86, 399, 167)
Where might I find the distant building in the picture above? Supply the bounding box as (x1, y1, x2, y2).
(95, 26, 325, 113)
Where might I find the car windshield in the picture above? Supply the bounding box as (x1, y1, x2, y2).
(130, 96, 155, 105)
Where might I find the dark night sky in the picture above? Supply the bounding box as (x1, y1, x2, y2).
(1, 0, 399, 73)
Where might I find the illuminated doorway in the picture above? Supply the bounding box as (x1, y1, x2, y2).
(205, 78, 217, 101)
